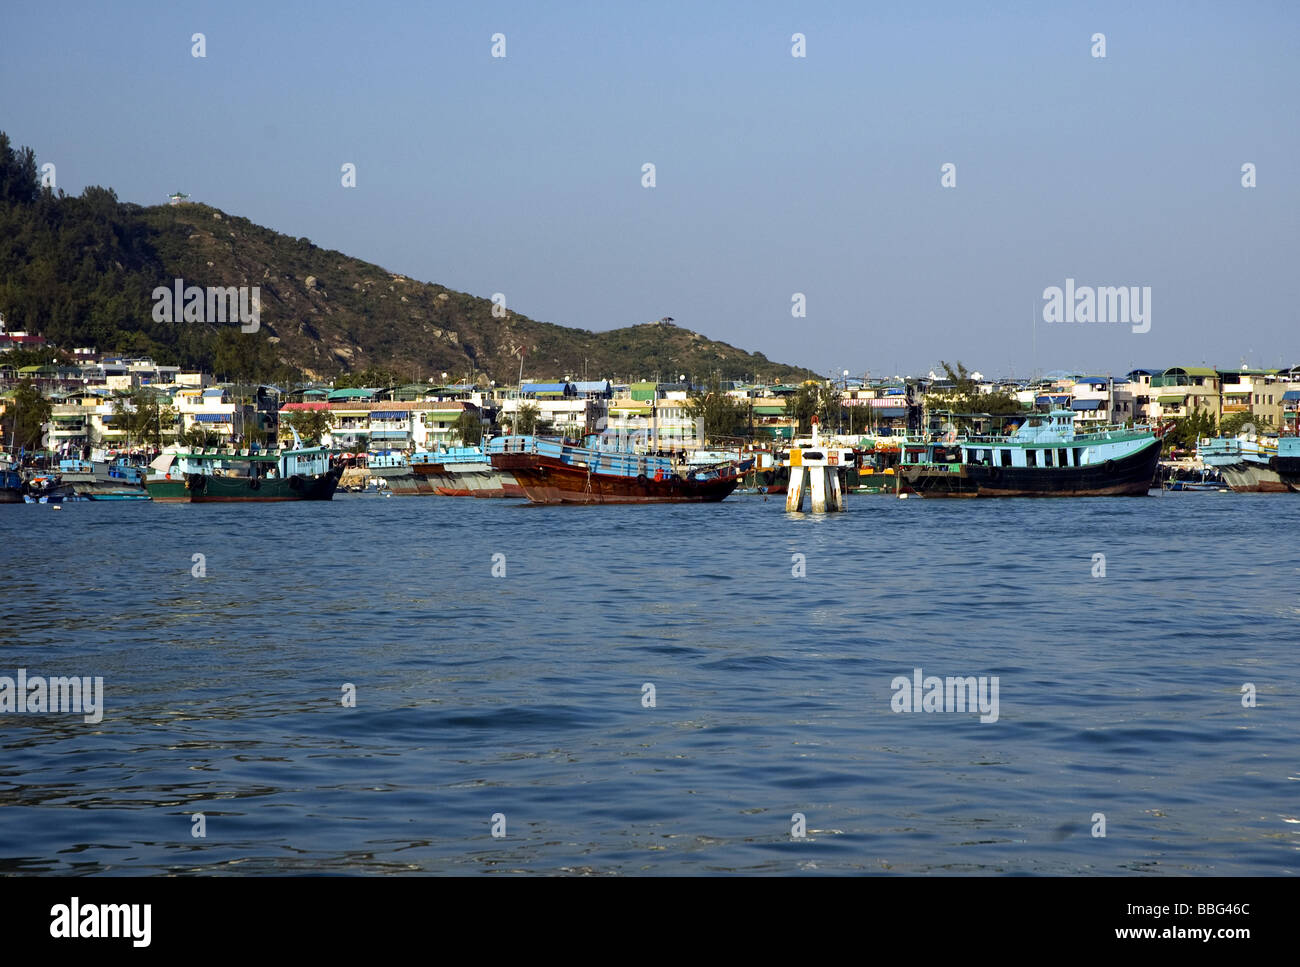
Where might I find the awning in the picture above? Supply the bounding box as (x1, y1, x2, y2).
(193, 413, 230, 423)
(1036, 395, 1070, 405)
(1283, 390, 1300, 401)
(1156, 395, 1186, 404)
(369, 430, 409, 440)
(370, 410, 408, 420)
(1071, 399, 1103, 411)
(1223, 390, 1251, 397)
(875, 408, 907, 417)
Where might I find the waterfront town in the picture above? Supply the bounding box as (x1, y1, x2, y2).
(3, 316, 1298, 451)
(4, 311, 1300, 503)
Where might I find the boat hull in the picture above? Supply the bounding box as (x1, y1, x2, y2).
(1215, 463, 1288, 493)
(371, 466, 438, 495)
(1270, 456, 1300, 493)
(903, 437, 1161, 497)
(492, 452, 739, 504)
(2, 469, 25, 502)
(411, 460, 518, 498)
(147, 468, 341, 502)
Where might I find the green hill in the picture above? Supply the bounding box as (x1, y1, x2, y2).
(0, 133, 815, 385)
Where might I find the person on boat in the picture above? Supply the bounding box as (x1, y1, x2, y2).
(653, 467, 664, 482)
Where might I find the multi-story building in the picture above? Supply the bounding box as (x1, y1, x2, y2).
(1122, 369, 1160, 422)
(1217, 368, 1285, 429)
(500, 381, 609, 438)
(1150, 366, 1221, 423)
(278, 400, 482, 450)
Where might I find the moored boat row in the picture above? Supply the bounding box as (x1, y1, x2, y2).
(14, 417, 1300, 507)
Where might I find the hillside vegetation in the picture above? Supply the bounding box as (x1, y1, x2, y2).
(0, 132, 814, 385)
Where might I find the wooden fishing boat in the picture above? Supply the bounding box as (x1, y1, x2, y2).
(489, 435, 746, 504)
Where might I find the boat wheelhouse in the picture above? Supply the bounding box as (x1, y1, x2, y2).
(901, 409, 1161, 497)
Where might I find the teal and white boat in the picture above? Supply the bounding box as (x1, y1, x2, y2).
(900, 409, 1162, 497)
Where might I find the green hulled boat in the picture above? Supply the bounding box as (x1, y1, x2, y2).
(146, 441, 341, 502)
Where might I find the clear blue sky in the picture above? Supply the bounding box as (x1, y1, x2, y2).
(3, 0, 1297, 379)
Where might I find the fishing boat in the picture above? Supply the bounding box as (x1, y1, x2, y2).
(21, 471, 75, 503)
(366, 450, 436, 495)
(410, 445, 501, 496)
(1270, 437, 1300, 492)
(57, 457, 150, 500)
(1197, 436, 1286, 492)
(735, 445, 788, 494)
(1162, 477, 1229, 492)
(489, 435, 748, 504)
(899, 409, 1162, 497)
(144, 436, 341, 502)
(0, 452, 23, 504)
(1159, 463, 1228, 492)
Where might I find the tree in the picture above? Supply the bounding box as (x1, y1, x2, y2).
(685, 375, 750, 442)
(924, 360, 1024, 430)
(1162, 409, 1217, 454)
(782, 382, 847, 435)
(514, 403, 540, 435)
(110, 387, 172, 449)
(1, 380, 51, 450)
(785, 383, 819, 434)
(454, 409, 483, 445)
(280, 408, 334, 444)
(181, 426, 222, 449)
(1219, 411, 1270, 438)
(1, 346, 63, 369)
(335, 368, 398, 390)
(0, 132, 39, 206)
(817, 386, 844, 431)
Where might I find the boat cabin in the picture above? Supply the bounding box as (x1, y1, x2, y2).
(904, 410, 1148, 470)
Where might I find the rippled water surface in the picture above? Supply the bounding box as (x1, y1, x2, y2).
(1, 491, 1297, 875)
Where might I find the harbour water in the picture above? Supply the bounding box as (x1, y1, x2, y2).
(1, 492, 1296, 875)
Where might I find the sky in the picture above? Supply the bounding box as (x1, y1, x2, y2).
(2, 0, 1297, 380)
